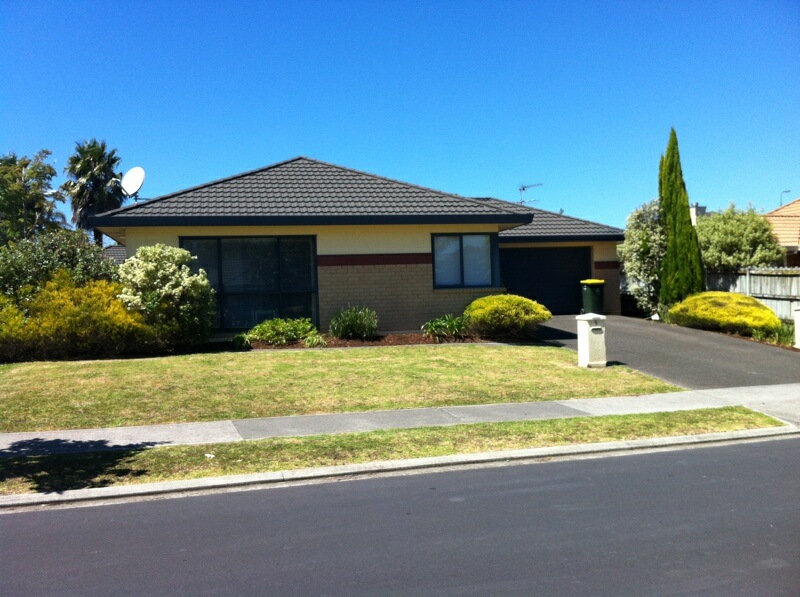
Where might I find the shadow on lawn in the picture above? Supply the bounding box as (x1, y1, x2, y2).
(0, 438, 162, 494)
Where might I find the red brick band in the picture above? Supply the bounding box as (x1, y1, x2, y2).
(594, 261, 620, 269)
(318, 253, 433, 267)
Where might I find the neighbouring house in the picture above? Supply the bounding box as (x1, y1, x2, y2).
(92, 157, 623, 332)
(103, 244, 127, 265)
(765, 198, 800, 267)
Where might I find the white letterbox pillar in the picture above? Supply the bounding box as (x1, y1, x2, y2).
(794, 306, 800, 349)
(576, 313, 607, 368)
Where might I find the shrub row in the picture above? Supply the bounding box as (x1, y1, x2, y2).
(0, 239, 217, 363)
(422, 294, 552, 342)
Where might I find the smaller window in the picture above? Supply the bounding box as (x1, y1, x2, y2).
(432, 234, 497, 288)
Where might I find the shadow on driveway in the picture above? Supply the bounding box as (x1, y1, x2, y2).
(540, 315, 800, 390)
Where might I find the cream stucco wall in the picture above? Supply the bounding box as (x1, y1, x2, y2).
(498, 240, 620, 264)
(118, 224, 502, 257)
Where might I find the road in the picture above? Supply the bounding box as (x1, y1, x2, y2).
(2, 438, 798, 596)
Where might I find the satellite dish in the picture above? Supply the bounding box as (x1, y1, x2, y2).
(121, 167, 145, 198)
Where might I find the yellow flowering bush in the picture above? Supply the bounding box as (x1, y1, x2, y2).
(668, 291, 781, 337)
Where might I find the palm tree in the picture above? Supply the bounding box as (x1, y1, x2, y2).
(62, 139, 124, 245)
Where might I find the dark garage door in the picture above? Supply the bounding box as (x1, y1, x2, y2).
(500, 247, 591, 314)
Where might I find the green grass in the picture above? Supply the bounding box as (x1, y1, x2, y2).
(0, 407, 781, 495)
(0, 345, 679, 432)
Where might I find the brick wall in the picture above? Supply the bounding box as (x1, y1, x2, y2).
(318, 263, 502, 331)
(593, 261, 621, 315)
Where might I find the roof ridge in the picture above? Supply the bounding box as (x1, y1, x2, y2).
(96, 156, 309, 217)
(297, 158, 527, 216)
(472, 196, 624, 232)
(98, 156, 527, 219)
(528, 205, 624, 232)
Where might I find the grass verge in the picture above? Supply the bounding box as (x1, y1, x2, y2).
(0, 407, 780, 495)
(0, 344, 678, 432)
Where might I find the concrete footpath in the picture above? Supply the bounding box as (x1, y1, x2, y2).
(2, 383, 799, 509)
(2, 383, 799, 457)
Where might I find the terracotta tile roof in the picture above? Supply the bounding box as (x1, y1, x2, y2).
(765, 198, 800, 247)
(92, 157, 530, 227)
(767, 197, 800, 216)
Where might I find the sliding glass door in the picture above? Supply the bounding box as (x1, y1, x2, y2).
(181, 236, 317, 330)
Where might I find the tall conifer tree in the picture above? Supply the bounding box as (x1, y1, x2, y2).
(658, 129, 704, 307)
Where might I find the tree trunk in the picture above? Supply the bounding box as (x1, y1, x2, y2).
(93, 228, 104, 246)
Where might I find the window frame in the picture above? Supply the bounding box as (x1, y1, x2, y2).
(431, 233, 500, 289)
(179, 235, 318, 330)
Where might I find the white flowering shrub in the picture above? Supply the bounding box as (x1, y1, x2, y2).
(617, 199, 666, 313)
(118, 244, 216, 347)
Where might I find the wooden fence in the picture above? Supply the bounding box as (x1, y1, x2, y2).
(705, 268, 800, 320)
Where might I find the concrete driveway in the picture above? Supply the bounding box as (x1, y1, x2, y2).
(539, 315, 800, 390)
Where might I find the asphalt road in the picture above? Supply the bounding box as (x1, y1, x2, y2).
(540, 315, 800, 389)
(2, 438, 799, 596)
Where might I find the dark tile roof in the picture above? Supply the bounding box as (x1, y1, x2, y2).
(472, 197, 624, 241)
(103, 244, 127, 264)
(92, 157, 531, 227)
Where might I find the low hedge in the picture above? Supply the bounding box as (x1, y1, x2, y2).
(463, 294, 551, 339)
(668, 291, 781, 337)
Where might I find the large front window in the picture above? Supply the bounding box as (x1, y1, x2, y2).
(181, 236, 317, 330)
(432, 234, 498, 288)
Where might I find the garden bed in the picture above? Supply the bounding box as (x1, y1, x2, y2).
(249, 332, 488, 350)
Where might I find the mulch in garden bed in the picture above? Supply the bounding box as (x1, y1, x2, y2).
(249, 333, 488, 350)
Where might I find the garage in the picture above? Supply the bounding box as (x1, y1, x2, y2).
(500, 247, 592, 314)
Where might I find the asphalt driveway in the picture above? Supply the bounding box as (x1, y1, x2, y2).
(539, 315, 800, 390)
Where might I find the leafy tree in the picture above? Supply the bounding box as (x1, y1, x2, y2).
(617, 198, 665, 312)
(658, 129, 704, 307)
(61, 139, 124, 245)
(0, 150, 65, 244)
(118, 244, 216, 348)
(0, 229, 118, 303)
(695, 204, 784, 271)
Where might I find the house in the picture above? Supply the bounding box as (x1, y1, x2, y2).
(92, 157, 623, 331)
(103, 244, 127, 265)
(765, 198, 800, 267)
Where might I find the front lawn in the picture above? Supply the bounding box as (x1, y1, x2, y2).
(0, 344, 679, 432)
(0, 407, 779, 495)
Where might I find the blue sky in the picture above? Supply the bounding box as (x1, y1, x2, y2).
(2, 0, 798, 228)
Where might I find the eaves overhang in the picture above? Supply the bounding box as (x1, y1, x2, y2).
(499, 233, 624, 243)
(91, 213, 533, 228)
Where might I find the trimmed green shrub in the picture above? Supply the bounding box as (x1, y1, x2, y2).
(329, 305, 379, 340)
(230, 333, 252, 351)
(0, 271, 159, 361)
(668, 291, 781, 337)
(421, 313, 470, 343)
(118, 244, 216, 348)
(0, 229, 118, 302)
(752, 322, 795, 347)
(246, 317, 318, 347)
(464, 294, 552, 339)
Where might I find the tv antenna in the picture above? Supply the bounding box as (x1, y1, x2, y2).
(120, 166, 146, 202)
(519, 182, 542, 204)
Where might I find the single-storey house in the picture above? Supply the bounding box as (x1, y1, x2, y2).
(92, 157, 623, 331)
(765, 198, 800, 267)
